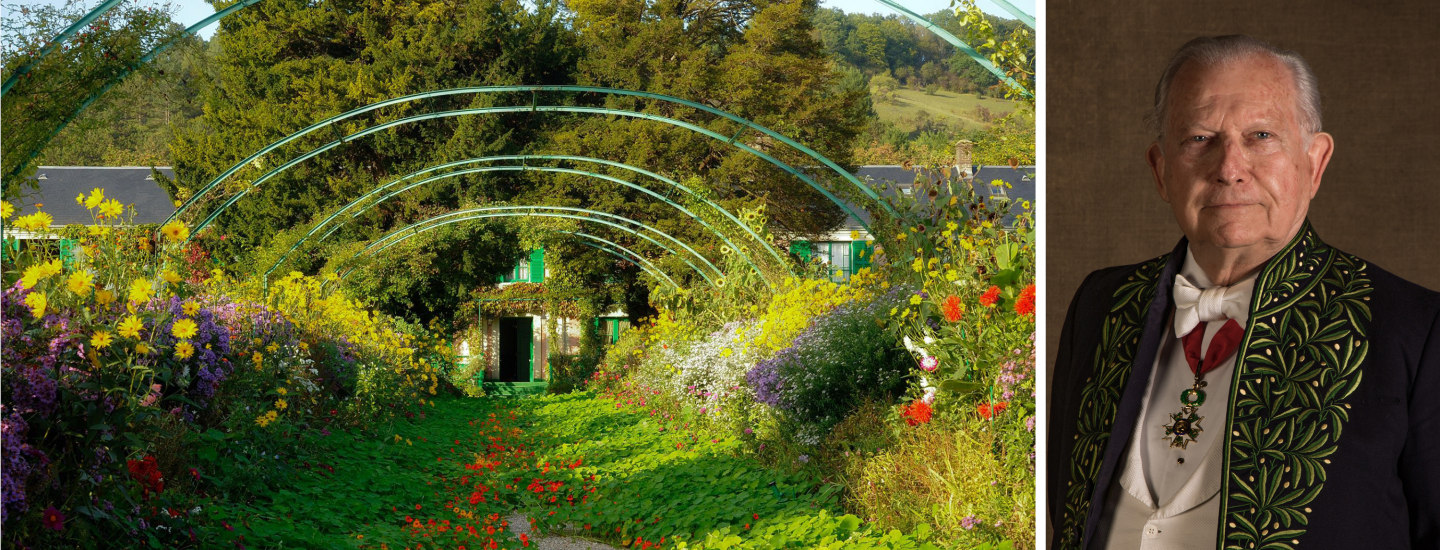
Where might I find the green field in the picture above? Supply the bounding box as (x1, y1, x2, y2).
(872, 87, 1019, 133)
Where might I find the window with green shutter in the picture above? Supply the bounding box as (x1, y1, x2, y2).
(850, 240, 872, 274)
(529, 249, 545, 282)
(789, 240, 812, 262)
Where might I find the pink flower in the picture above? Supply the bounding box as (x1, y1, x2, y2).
(920, 356, 939, 372)
(42, 506, 65, 531)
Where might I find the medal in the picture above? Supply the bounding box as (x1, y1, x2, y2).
(1162, 318, 1243, 449)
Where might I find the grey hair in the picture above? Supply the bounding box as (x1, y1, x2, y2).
(1146, 35, 1322, 140)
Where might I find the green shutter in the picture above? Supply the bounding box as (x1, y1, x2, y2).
(789, 240, 812, 262)
(850, 240, 872, 274)
(58, 238, 77, 270)
(529, 249, 545, 282)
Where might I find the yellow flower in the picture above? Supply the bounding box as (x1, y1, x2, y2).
(255, 410, 278, 427)
(76, 193, 85, 206)
(910, 294, 923, 305)
(96, 289, 116, 306)
(849, 230, 861, 240)
(135, 342, 151, 354)
(128, 279, 153, 304)
(24, 291, 46, 318)
(171, 319, 198, 340)
(84, 188, 105, 210)
(266, 343, 279, 353)
(276, 387, 287, 396)
(181, 301, 199, 316)
(0, 200, 12, 219)
(118, 315, 144, 339)
(13, 212, 53, 231)
(252, 351, 263, 364)
(275, 399, 288, 410)
(65, 270, 95, 296)
(911, 258, 924, 273)
(97, 199, 123, 219)
(159, 220, 190, 243)
(38, 260, 62, 278)
(19, 266, 45, 289)
(91, 331, 113, 349)
(174, 341, 195, 360)
(162, 270, 182, 285)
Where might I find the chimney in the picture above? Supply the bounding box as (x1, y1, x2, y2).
(954, 139, 975, 178)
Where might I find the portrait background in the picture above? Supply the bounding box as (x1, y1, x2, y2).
(1045, 0, 1440, 385)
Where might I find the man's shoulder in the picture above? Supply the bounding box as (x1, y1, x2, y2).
(1331, 246, 1440, 322)
(1070, 253, 1174, 305)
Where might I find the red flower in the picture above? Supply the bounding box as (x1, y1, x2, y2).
(127, 456, 164, 497)
(942, 295, 963, 322)
(1014, 283, 1036, 317)
(979, 286, 1002, 307)
(42, 506, 65, 531)
(977, 401, 1010, 419)
(901, 401, 933, 426)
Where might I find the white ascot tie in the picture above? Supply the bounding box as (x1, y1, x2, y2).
(1171, 274, 1254, 338)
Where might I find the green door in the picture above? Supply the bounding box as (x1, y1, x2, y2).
(499, 317, 534, 382)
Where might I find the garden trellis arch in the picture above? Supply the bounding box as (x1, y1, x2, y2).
(168, 86, 892, 240)
(1, 0, 266, 181)
(346, 227, 680, 291)
(2, 0, 1030, 177)
(265, 156, 790, 286)
(332, 206, 722, 287)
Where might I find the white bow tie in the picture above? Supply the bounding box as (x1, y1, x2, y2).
(1172, 274, 1254, 338)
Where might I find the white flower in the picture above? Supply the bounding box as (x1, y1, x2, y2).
(922, 386, 938, 404)
(923, 334, 935, 345)
(902, 336, 915, 352)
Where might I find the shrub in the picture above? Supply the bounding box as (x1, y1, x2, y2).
(746, 290, 910, 439)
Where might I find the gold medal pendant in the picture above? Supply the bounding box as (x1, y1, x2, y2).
(1162, 378, 1207, 449)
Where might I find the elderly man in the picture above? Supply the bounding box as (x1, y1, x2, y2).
(1049, 35, 1440, 550)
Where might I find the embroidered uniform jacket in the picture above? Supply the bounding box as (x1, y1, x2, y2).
(1049, 223, 1440, 549)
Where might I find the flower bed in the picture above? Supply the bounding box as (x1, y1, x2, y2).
(1, 193, 450, 546)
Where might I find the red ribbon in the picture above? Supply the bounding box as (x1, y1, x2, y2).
(1181, 318, 1243, 376)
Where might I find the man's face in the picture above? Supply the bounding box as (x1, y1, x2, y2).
(1147, 54, 1333, 255)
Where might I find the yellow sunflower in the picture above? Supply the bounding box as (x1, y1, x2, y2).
(174, 341, 195, 360)
(171, 319, 198, 340)
(118, 315, 145, 339)
(91, 331, 113, 349)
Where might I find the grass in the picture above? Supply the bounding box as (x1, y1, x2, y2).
(871, 88, 1018, 133)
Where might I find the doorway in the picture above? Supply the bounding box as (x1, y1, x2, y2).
(498, 317, 534, 382)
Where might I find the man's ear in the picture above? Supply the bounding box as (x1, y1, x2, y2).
(1306, 132, 1334, 199)
(1147, 142, 1170, 203)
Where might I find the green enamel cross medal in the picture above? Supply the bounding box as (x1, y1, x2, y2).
(1163, 379, 1206, 449)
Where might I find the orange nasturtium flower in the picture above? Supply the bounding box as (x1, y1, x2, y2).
(979, 286, 1002, 307)
(942, 295, 963, 322)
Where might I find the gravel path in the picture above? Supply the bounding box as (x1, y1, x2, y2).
(506, 512, 620, 550)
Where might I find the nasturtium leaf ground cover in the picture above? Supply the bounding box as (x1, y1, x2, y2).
(199, 392, 939, 550)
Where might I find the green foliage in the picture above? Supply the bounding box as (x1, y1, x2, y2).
(1, 0, 183, 198)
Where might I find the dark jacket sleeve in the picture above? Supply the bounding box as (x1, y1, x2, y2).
(1048, 268, 1101, 541)
(1402, 305, 1440, 548)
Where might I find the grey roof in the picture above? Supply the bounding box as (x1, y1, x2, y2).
(842, 165, 1037, 230)
(11, 166, 177, 226)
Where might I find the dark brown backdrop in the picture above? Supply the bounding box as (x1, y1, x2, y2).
(1045, 0, 1440, 390)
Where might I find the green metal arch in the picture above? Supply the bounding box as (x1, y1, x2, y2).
(560, 231, 680, 290)
(9, 1, 1032, 176)
(4, 0, 265, 181)
(268, 160, 783, 285)
(168, 86, 893, 237)
(332, 206, 720, 287)
(0, 0, 125, 97)
(872, 0, 1031, 97)
(312, 155, 785, 272)
(346, 226, 681, 291)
